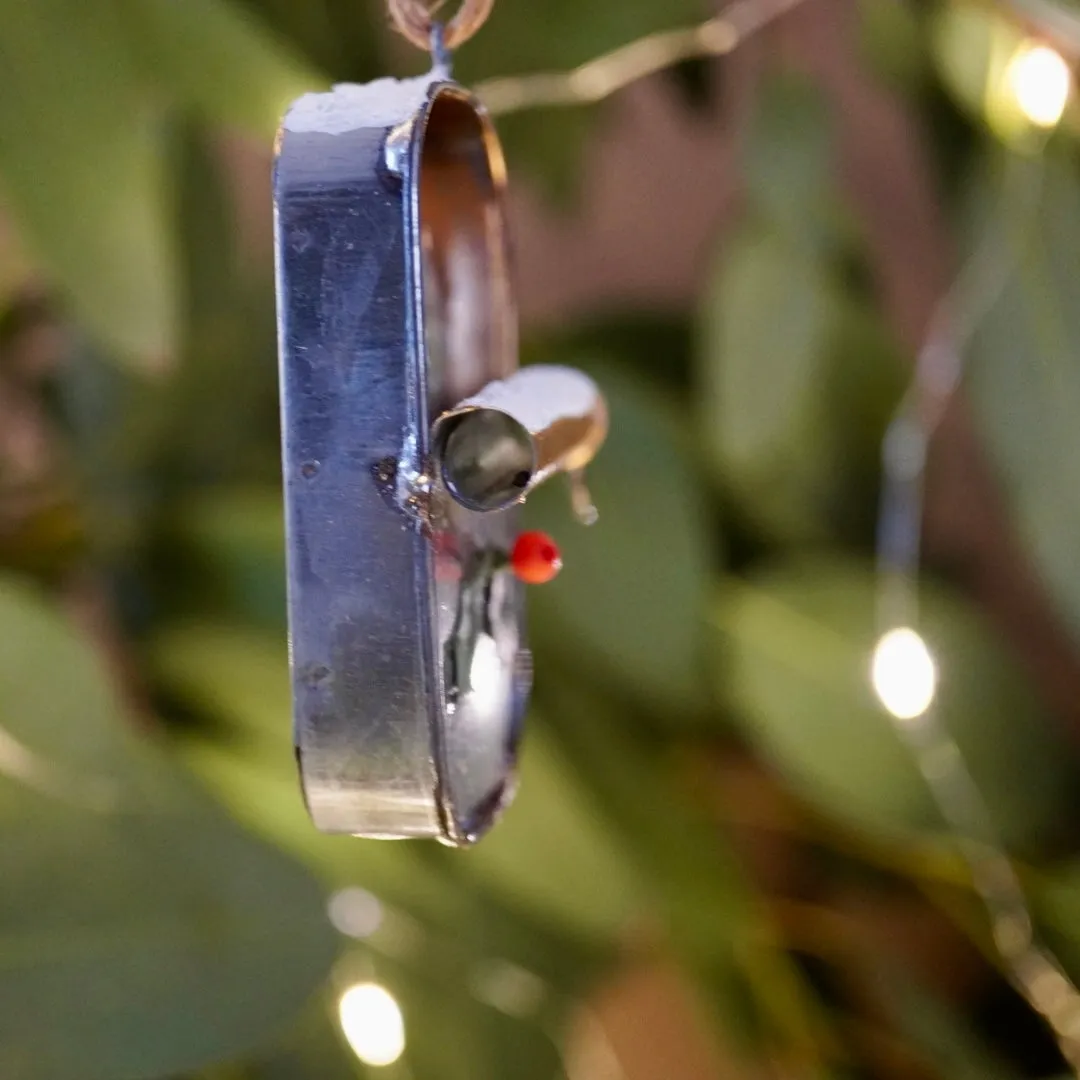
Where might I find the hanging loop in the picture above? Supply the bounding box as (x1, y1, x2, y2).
(429, 20, 452, 74)
(388, 0, 495, 52)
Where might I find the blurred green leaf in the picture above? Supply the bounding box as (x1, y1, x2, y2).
(700, 70, 904, 545)
(714, 556, 1078, 853)
(743, 74, 836, 253)
(151, 620, 463, 917)
(461, 718, 644, 943)
(698, 126, 905, 543)
(458, 0, 707, 81)
(181, 731, 601, 999)
(524, 361, 713, 721)
(157, 129, 281, 485)
(239, 993, 361, 1080)
(0, 577, 336, 1080)
(699, 224, 840, 541)
(121, 0, 317, 139)
(151, 620, 611, 990)
(168, 488, 287, 631)
(0, 0, 177, 367)
(386, 956, 568, 1080)
(857, 0, 928, 93)
(700, 235, 906, 543)
(537, 678, 831, 1063)
(967, 149, 1080, 654)
(232, 0, 380, 84)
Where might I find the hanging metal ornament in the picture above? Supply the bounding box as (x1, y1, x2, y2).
(273, 0, 607, 845)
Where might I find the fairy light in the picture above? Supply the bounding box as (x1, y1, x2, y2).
(327, 887, 383, 939)
(871, 627, 937, 721)
(874, 146, 1080, 1073)
(338, 983, 406, 1067)
(1004, 41, 1072, 128)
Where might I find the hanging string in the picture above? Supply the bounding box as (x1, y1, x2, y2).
(388, 0, 495, 52)
(875, 143, 1080, 1074)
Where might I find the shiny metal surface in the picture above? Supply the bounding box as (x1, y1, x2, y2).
(433, 365, 609, 514)
(274, 76, 527, 844)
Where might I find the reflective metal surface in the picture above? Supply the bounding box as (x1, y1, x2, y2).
(433, 365, 609, 517)
(274, 76, 527, 843)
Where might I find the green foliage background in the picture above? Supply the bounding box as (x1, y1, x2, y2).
(3, 0, 1080, 1077)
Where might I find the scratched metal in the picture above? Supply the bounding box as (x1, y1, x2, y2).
(274, 80, 527, 844)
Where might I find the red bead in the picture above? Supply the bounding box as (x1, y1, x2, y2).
(510, 530, 562, 584)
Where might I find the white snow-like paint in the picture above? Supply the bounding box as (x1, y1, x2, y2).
(454, 366, 601, 434)
(284, 75, 437, 135)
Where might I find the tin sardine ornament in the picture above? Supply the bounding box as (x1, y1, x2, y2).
(273, 4, 607, 845)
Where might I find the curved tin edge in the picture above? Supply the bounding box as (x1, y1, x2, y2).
(402, 83, 522, 846)
(274, 79, 448, 839)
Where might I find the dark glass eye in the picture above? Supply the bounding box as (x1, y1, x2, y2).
(439, 409, 535, 511)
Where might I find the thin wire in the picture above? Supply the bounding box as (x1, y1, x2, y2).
(875, 146, 1080, 1075)
(476, 0, 807, 116)
(876, 153, 1036, 625)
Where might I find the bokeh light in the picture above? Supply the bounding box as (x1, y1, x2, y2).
(1004, 42, 1071, 128)
(338, 983, 405, 1067)
(327, 887, 383, 939)
(871, 627, 937, 721)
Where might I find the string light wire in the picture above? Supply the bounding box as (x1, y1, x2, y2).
(875, 139, 1080, 1073)
(476, 0, 807, 116)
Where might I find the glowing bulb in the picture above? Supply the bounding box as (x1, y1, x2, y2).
(327, 887, 383, 939)
(338, 983, 405, 1067)
(871, 627, 937, 721)
(1005, 42, 1071, 128)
